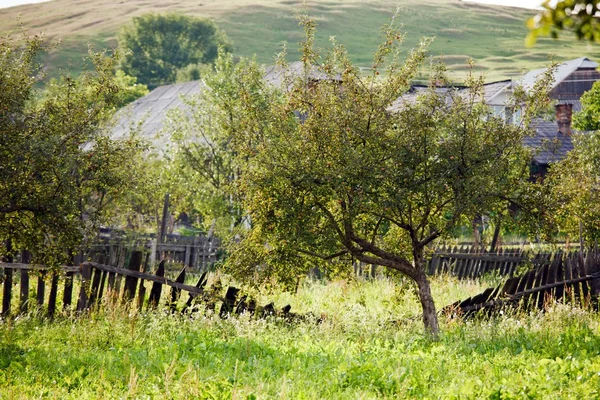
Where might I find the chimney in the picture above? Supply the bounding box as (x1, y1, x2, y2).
(555, 103, 573, 136)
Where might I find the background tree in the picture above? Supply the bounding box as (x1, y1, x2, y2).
(544, 131, 600, 243)
(527, 0, 600, 46)
(118, 13, 232, 89)
(573, 80, 600, 131)
(111, 70, 149, 107)
(176, 63, 213, 83)
(0, 33, 146, 265)
(198, 16, 554, 336)
(168, 55, 249, 238)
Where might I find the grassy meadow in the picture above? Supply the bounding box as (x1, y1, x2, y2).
(1, 0, 600, 82)
(1, 274, 599, 398)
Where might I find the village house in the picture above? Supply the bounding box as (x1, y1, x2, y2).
(113, 57, 600, 172)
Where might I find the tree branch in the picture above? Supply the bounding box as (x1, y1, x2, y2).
(296, 248, 348, 260)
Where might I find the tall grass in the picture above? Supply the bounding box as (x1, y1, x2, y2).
(1, 275, 599, 398)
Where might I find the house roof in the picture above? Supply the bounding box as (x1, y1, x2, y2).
(111, 80, 203, 150)
(388, 80, 512, 112)
(263, 61, 343, 89)
(112, 61, 342, 149)
(524, 119, 576, 165)
(518, 57, 598, 93)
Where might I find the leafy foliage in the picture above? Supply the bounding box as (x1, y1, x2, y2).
(527, 0, 600, 46)
(118, 13, 232, 89)
(168, 51, 255, 238)
(0, 33, 146, 265)
(176, 63, 213, 83)
(545, 131, 600, 242)
(111, 70, 149, 108)
(573, 80, 600, 131)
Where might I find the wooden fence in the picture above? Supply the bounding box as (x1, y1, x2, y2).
(427, 245, 570, 280)
(0, 250, 300, 321)
(90, 233, 221, 271)
(446, 250, 600, 317)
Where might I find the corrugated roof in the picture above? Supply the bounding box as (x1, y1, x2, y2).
(111, 80, 204, 151)
(113, 61, 342, 148)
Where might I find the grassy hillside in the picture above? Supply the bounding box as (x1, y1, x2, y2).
(1, 0, 599, 82)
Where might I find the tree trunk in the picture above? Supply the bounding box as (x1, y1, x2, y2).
(490, 218, 502, 253)
(415, 272, 439, 337)
(412, 246, 440, 337)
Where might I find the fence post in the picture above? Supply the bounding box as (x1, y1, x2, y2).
(19, 250, 31, 314)
(159, 194, 170, 245)
(36, 270, 46, 310)
(76, 263, 92, 312)
(47, 272, 59, 318)
(2, 243, 13, 317)
(150, 239, 157, 269)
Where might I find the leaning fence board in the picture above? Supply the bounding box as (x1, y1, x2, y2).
(148, 260, 165, 309)
(170, 267, 186, 311)
(36, 271, 46, 308)
(85, 262, 205, 296)
(63, 271, 74, 311)
(77, 263, 92, 312)
(48, 273, 59, 318)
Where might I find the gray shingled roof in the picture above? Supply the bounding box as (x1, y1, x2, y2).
(525, 119, 575, 165)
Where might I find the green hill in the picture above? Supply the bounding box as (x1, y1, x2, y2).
(1, 0, 599, 82)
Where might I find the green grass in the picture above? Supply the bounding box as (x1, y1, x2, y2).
(1, 276, 599, 398)
(1, 0, 600, 82)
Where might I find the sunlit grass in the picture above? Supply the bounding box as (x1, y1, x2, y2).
(1, 275, 599, 398)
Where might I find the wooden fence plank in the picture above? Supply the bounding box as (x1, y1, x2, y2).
(77, 263, 92, 312)
(123, 251, 144, 303)
(36, 271, 46, 308)
(148, 260, 165, 310)
(88, 267, 102, 308)
(63, 271, 74, 311)
(220, 287, 240, 318)
(19, 270, 29, 314)
(2, 268, 13, 317)
(47, 272, 59, 318)
(170, 267, 186, 311)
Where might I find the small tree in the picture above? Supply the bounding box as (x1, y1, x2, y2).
(119, 13, 232, 89)
(0, 33, 146, 265)
(191, 17, 552, 335)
